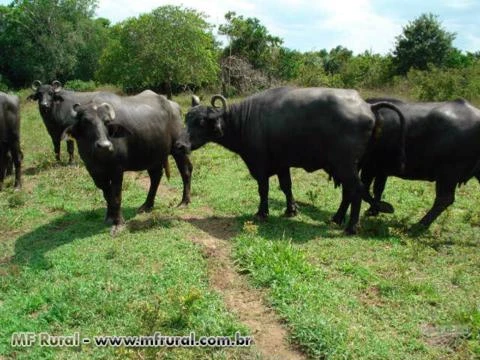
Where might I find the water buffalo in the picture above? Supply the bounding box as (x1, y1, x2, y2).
(0, 92, 22, 190)
(28, 80, 100, 163)
(63, 90, 192, 235)
(184, 87, 405, 234)
(351, 97, 480, 229)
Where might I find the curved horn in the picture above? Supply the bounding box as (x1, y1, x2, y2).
(52, 80, 62, 93)
(211, 95, 227, 111)
(100, 102, 115, 121)
(32, 80, 42, 91)
(71, 103, 81, 118)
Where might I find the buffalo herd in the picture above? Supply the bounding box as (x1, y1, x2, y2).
(1, 81, 480, 235)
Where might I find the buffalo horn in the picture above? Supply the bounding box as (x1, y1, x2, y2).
(51, 80, 62, 93)
(211, 95, 227, 111)
(32, 80, 42, 91)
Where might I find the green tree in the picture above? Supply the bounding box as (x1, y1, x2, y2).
(393, 13, 455, 75)
(219, 11, 282, 71)
(273, 47, 303, 81)
(96, 5, 219, 97)
(341, 51, 393, 88)
(323, 46, 353, 75)
(0, 0, 103, 86)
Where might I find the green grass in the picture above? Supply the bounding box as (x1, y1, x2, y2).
(0, 91, 479, 359)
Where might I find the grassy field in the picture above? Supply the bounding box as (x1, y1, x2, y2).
(0, 90, 479, 359)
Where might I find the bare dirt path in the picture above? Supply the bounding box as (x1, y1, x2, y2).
(134, 174, 306, 360)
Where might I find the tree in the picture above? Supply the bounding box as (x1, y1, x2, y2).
(393, 13, 455, 75)
(323, 46, 353, 75)
(0, 0, 103, 86)
(96, 5, 219, 97)
(273, 47, 303, 81)
(218, 11, 282, 71)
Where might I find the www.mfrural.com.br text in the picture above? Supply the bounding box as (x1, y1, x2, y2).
(11, 332, 253, 348)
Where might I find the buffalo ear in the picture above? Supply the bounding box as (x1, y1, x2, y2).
(53, 93, 64, 103)
(98, 103, 115, 123)
(27, 93, 38, 101)
(61, 125, 76, 141)
(107, 123, 131, 138)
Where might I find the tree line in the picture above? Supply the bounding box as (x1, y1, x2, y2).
(1, 1, 479, 101)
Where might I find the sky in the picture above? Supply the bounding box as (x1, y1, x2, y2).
(1, 0, 479, 54)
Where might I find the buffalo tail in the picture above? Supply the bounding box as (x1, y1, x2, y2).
(370, 102, 407, 173)
(164, 158, 171, 180)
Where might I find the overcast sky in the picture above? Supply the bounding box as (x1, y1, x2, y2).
(2, 0, 479, 54)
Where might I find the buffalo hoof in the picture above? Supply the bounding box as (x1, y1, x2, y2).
(377, 201, 394, 214)
(176, 200, 190, 208)
(365, 207, 379, 217)
(331, 213, 345, 226)
(254, 211, 269, 222)
(138, 204, 153, 213)
(110, 224, 125, 237)
(284, 208, 298, 217)
(105, 215, 124, 226)
(344, 226, 358, 235)
(409, 222, 429, 235)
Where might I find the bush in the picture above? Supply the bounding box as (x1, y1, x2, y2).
(407, 62, 480, 101)
(0, 74, 9, 92)
(295, 62, 344, 88)
(64, 79, 97, 92)
(341, 54, 394, 89)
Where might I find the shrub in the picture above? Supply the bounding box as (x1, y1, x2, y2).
(64, 79, 97, 92)
(407, 62, 480, 102)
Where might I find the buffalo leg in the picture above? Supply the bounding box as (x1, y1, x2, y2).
(255, 175, 269, 219)
(417, 180, 456, 228)
(10, 140, 22, 189)
(332, 186, 349, 225)
(361, 169, 377, 216)
(66, 140, 75, 164)
(138, 166, 163, 213)
(334, 162, 363, 234)
(0, 146, 6, 191)
(6, 151, 13, 176)
(278, 168, 297, 217)
(94, 177, 114, 224)
(345, 179, 363, 235)
(110, 173, 124, 226)
(372, 174, 394, 213)
(53, 138, 61, 162)
(172, 152, 192, 206)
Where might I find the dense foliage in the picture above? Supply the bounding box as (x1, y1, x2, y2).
(393, 13, 456, 75)
(0, 0, 106, 86)
(96, 5, 219, 96)
(0, 2, 479, 101)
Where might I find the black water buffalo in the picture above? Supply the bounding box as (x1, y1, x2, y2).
(350, 97, 480, 229)
(0, 92, 22, 190)
(63, 90, 192, 234)
(28, 80, 99, 163)
(184, 87, 405, 234)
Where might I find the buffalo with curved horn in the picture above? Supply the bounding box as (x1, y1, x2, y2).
(185, 87, 406, 234)
(28, 80, 100, 163)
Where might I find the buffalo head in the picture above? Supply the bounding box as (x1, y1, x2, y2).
(185, 94, 227, 150)
(27, 80, 63, 110)
(63, 102, 131, 158)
